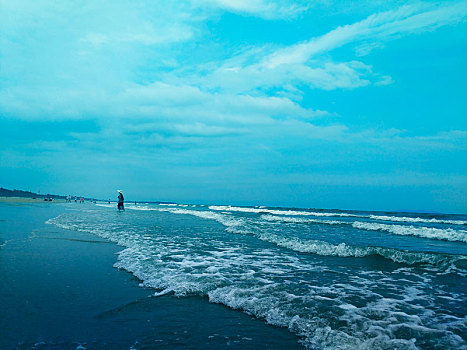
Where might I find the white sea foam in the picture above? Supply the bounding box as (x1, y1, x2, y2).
(260, 214, 342, 225)
(100, 202, 467, 228)
(353, 222, 467, 243)
(46, 208, 467, 349)
(209, 205, 358, 217)
(209, 205, 467, 226)
(254, 230, 466, 270)
(369, 215, 467, 226)
(159, 208, 248, 232)
(83, 205, 467, 269)
(262, 214, 467, 244)
(126, 205, 154, 211)
(95, 203, 114, 208)
(156, 207, 466, 271)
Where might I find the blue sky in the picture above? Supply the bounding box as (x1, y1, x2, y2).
(1, 0, 466, 213)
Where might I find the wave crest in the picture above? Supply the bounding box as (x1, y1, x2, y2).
(159, 208, 466, 274)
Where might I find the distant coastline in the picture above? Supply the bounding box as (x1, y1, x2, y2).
(0, 187, 67, 200)
(0, 196, 66, 203)
(0, 187, 176, 205)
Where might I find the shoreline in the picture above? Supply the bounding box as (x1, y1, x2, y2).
(0, 202, 301, 349)
(0, 196, 66, 203)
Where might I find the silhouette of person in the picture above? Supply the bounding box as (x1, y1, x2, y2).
(117, 190, 124, 210)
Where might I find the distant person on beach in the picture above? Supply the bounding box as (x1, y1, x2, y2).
(118, 190, 124, 210)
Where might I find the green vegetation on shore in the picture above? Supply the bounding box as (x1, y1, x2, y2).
(0, 187, 67, 200)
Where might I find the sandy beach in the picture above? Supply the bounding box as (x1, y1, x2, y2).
(0, 202, 301, 349)
(0, 197, 66, 204)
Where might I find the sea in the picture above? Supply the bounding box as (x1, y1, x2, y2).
(46, 202, 467, 349)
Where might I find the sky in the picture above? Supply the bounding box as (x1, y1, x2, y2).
(0, 0, 466, 213)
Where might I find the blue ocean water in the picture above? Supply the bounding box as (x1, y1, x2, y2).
(47, 203, 467, 349)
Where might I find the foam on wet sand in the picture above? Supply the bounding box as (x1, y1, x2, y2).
(0, 203, 300, 349)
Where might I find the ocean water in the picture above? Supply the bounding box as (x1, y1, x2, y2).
(47, 203, 467, 349)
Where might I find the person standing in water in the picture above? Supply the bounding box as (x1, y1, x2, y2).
(117, 190, 124, 210)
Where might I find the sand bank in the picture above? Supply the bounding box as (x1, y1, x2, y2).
(0, 196, 66, 203)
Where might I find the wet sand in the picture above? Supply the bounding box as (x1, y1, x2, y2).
(0, 203, 301, 349)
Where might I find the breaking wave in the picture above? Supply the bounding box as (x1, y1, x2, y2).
(208, 205, 358, 217)
(45, 206, 467, 349)
(158, 208, 467, 274)
(352, 222, 467, 243)
(369, 215, 467, 226)
(260, 214, 343, 225)
(261, 214, 467, 244)
(208, 205, 467, 226)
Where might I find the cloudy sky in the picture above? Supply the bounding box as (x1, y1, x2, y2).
(1, 0, 466, 213)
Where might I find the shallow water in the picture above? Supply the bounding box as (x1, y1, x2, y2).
(45, 202, 467, 349)
(0, 203, 299, 349)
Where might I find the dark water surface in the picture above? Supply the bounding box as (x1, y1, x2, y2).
(2, 201, 466, 349)
(0, 203, 300, 349)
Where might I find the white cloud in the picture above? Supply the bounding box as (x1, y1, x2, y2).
(1, 0, 466, 149)
(266, 171, 467, 187)
(191, 0, 310, 19)
(189, 59, 374, 93)
(289, 1, 467, 65)
(192, 2, 467, 93)
(172, 122, 247, 136)
(374, 75, 394, 86)
(345, 129, 467, 150)
(80, 28, 193, 47)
